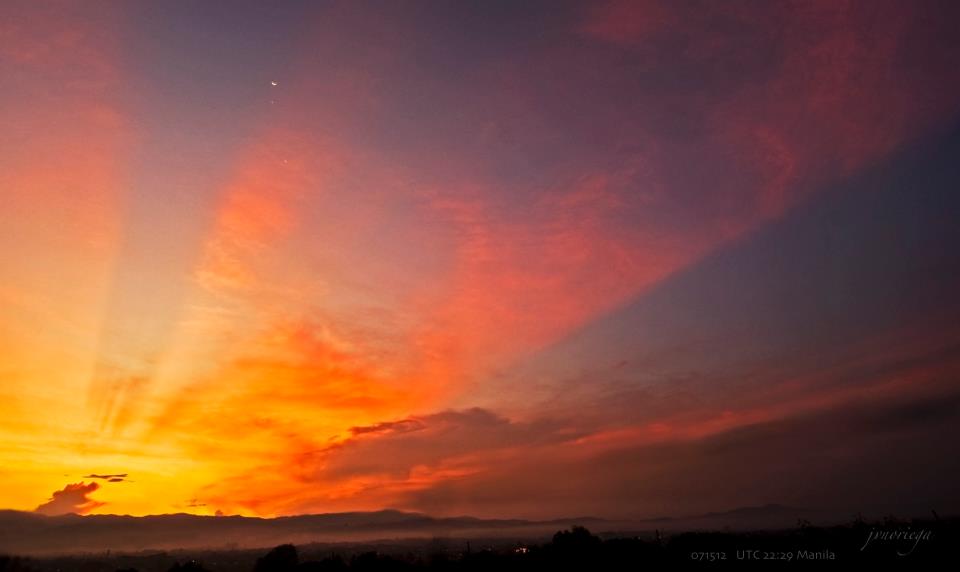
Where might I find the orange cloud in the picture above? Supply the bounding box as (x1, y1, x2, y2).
(196, 130, 330, 293)
(186, 407, 582, 516)
(35, 482, 105, 516)
(2, 0, 959, 519)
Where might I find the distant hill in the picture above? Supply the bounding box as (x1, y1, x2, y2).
(642, 503, 839, 530)
(0, 509, 612, 555)
(0, 504, 847, 555)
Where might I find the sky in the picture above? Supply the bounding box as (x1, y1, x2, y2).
(1, 0, 960, 520)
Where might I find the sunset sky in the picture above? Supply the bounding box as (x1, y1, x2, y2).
(2, 0, 960, 520)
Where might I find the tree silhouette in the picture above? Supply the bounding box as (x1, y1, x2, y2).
(167, 561, 209, 572)
(551, 526, 602, 553)
(254, 544, 298, 572)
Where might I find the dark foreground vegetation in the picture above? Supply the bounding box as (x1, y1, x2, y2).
(2, 516, 956, 570)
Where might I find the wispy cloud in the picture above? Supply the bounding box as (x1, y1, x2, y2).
(83, 473, 129, 483)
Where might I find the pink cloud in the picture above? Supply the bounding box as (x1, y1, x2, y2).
(580, 0, 671, 46)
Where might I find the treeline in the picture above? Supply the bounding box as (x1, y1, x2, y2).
(2, 517, 956, 571)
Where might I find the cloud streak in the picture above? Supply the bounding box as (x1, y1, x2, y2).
(83, 473, 128, 483)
